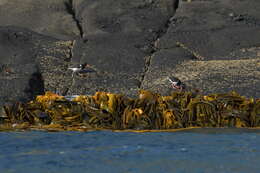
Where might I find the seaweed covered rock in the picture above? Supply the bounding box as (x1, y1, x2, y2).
(0, 0, 260, 131)
(1, 91, 260, 132)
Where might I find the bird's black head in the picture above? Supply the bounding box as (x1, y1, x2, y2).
(168, 77, 181, 84)
(168, 76, 185, 91)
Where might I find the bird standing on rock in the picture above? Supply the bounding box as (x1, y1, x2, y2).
(168, 76, 186, 91)
(68, 63, 96, 77)
(68, 64, 84, 77)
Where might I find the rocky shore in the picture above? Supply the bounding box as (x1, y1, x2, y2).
(0, 0, 259, 108)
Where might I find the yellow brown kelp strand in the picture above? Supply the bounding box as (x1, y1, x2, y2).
(0, 90, 260, 132)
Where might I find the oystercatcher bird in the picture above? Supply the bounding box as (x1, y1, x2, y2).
(167, 76, 186, 91)
(68, 63, 96, 77)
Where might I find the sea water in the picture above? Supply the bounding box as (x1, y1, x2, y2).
(0, 128, 260, 173)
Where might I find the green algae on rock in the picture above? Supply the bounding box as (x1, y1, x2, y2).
(0, 90, 260, 132)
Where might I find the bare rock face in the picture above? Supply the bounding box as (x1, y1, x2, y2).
(66, 0, 179, 97)
(0, 27, 44, 106)
(0, 0, 179, 107)
(142, 0, 260, 97)
(156, 0, 260, 60)
(0, 0, 80, 39)
(0, 26, 73, 107)
(73, 0, 177, 37)
(0, 0, 260, 108)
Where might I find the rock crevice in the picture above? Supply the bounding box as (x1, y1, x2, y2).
(65, 0, 84, 38)
(139, 17, 177, 89)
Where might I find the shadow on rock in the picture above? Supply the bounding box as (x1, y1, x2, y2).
(24, 69, 44, 100)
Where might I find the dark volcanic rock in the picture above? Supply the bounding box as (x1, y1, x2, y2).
(66, 0, 179, 96)
(157, 26, 260, 60)
(143, 0, 260, 97)
(35, 38, 74, 96)
(0, 27, 44, 106)
(0, 0, 80, 39)
(157, 0, 260, 60)
(73, 0, 178, 37)
(0, 0, 180, 106)
(141, 48, 192, 95)
(144, 56, 260, 97)
(0, 26, 73, 107)
(0, 0, 259, 105)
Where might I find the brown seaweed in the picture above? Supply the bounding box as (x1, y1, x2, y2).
(1, 90, 260, 132)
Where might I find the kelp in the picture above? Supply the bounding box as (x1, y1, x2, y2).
(1, 90, 260, 132)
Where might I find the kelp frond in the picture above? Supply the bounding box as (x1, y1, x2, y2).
(1, 90, 260, 132)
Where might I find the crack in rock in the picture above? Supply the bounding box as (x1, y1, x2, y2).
(139, 18, 175, 89)
(65, 0, 84, 38)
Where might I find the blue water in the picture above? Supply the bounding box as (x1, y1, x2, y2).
(0, 128, 260, 173)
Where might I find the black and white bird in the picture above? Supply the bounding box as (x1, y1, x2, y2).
(68, 63, 96, 77)
(168, 76, 186, 91)
(68, 64, 83, 76)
